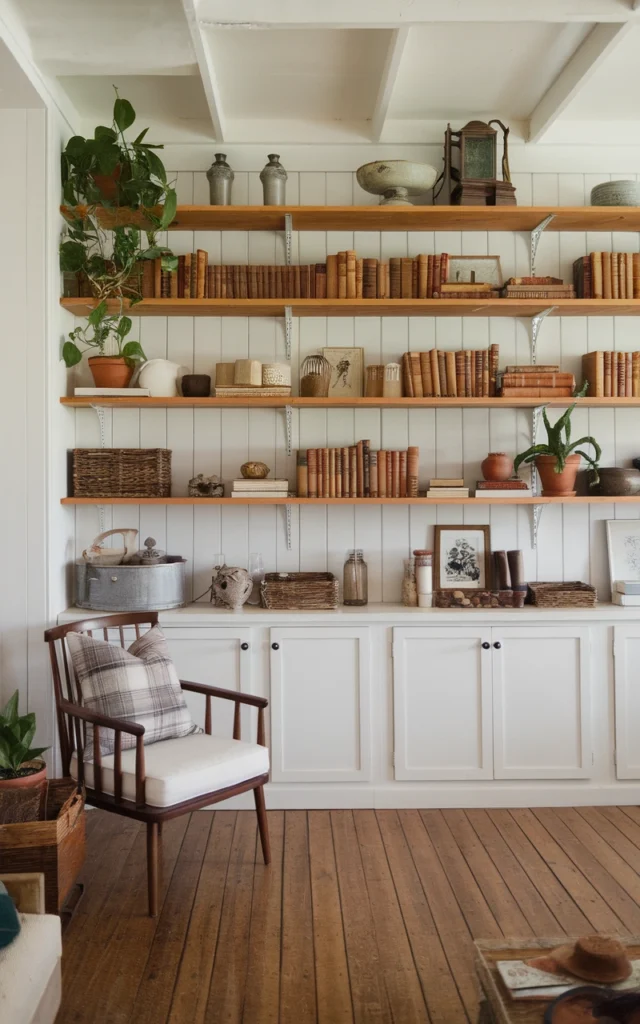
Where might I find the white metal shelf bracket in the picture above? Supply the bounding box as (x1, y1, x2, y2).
(530, 214, 555, 276)
(529, 306, 557, 365)
(90, 403, 107, 533)
(529, 404, 544, 549)
(283, 305, 293, 360)
(531, 503, 545, 549)
(284, 213, 293, 266)
(285, 404, 293, 456)
(284, 504, 293, 550)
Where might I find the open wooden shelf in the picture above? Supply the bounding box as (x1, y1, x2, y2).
(61, 396, 640, 410)
(60, 297, 640, 319)
(61, 496, 640, 507)
(65, 204, 640, 234)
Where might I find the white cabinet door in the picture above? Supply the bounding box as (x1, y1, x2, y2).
(269, 627, 371, 782)
(493, 626, 591, 779)
(614, 626, 640, 779)
(393, 627, 493, 780)
(163, 628, 254, 739)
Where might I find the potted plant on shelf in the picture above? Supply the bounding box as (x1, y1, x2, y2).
(62, 301, 146, 387)
(514, 402, 601, 497)
(0, 691, 48, 790)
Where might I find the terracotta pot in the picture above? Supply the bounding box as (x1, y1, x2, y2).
(88, 356, 134, 389)
(481, 452, 514, 481)
(535, 453, 581, 496)
(91, 166, 121, 201)
(0, 759, 47, 790)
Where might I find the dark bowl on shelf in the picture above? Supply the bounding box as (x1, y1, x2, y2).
(593, 466, 640, 496)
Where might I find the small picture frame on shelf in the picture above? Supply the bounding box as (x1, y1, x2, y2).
(606, 519, 640, 587)
(446, 255, 503, 287)
(322, 347, 364, 398)
(434, 525, 492, 590)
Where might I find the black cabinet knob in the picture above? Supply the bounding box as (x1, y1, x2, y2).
(271, 642, 279, 651)
(493, 641, 502, 650)
(481, 642, 490, 650)
(240, 642, 249, 651)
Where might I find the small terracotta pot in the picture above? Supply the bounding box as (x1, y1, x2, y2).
(91, 167, 121, 201)
(535, 453, 581, 496)
(481, 452, 513, 481)
(0, 760, 47, 790)
(88, 356, 134, 389)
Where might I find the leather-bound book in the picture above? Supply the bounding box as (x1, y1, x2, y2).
(582, 351, 604, 397)
(438, 351, 447, 396)
(170, 270, 178, 298)
(417, 254, 428, 299)
(619, 254, 626, 299)
(604, 350, 613, 397)
(265, 265, 273, 299)
(338, 252, 347, 298)
(309, 264, 316, 298)
(389, 258, 402, 299)
(391, 451, 400, 498)
(402, 353, 414, 397)
(501, 387, 574, 398)
(626, 252, 633, 300)
(633, 352, 640, 397)
(363, 259, 378, 299)
(401, 258, 413, 299)
(346, 251, 357, 299)
(241, 266, 249, 300)
(142, 259, 155, 299)
(275, 266, 283, 299)
(430, 349, 441, 397)
(188, 253, 197, 298)
(411, 258, 418, 298)
(407, 447, 419, 497)
(356, 258, 364, 298)
(410, 353, 423, 397)
(377, 451, 387, 497)
(489, 344, 499, 397)
(634, 253, 640, 298)
(573, 256, 585, 298)
(356, 440, 364, 498)
(455, 351, 465, 397)
(377, 261, 387, 299)
(386, 454, 393, 498)
(362, 439, 370, 496)
(502, 372, 575, 388)
(300, 265, 310, 298)
(441, 253, 449, 286)
(248, 266, 258, 299)
(315, 264, 327, 299)
(445, 352, 457, 397)
(433, 254, 442, 296)
(326, 254, 338, 299)
(369, 451, 378, 499)
(399, 450, 407, 498)
(294, 265, 301, 299)
(335, 449, 342, 498)
(350, 446, 358, 498)
(603, 252, 612, 299)
(160, 269, 170, 297)
(627, 351, 633, 397)
(427, 255, 434, 298)
(329, 449, 336, 498)
(590, 252, 603, 299)
(207, 266, 215, 298)
(482, 349, 490, 396)
(611, 254, 619, 299)
(322, 448, 330, 499)
(307, 449, 318, 498)
(464, 351, 472, 397)
(196, 250, 207, 298)
(618, 350, 626, 397)
(225, 265, 233, 298)
(342, 446, 350, 498)
(420, 351, 433, 397)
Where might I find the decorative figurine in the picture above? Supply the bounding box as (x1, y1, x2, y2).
(187, 473, 224, 497)
(211, 566, 253, 610)
(206, 153, 234, 206)
(433, 119, 516, 206)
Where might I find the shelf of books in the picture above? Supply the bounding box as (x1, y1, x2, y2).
(61, 496, 640, 506)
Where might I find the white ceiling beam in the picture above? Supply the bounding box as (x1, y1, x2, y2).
(180, 0, 226, 140)
(370, 28, 408, 143)
(528, 21, 632, 142)
(195, 0, 640, 25)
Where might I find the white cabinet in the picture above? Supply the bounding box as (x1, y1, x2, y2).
(614, 626, 640, 779)
(163, 627, 254, 738)
(393, 627, 493, 780)
(493, 626, 591, 779)
(269, 627, 371, 782)
(393, 625, 591, 782)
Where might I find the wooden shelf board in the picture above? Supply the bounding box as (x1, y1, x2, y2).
(61, 396, 640, 410)
(60, 297, 640, 319)
(61, 496, 640, 507)
(67, 204, 640, 233)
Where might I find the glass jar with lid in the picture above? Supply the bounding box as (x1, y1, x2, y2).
(413, 549, 433, 607)
(343, 550, 368, 606)
(402, 557, 417, 607)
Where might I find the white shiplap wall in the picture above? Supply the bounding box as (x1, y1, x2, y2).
(67, 159, 640, 604)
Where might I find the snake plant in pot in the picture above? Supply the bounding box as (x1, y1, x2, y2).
(514, 402, 601, 497)
(0, 691, 48, 790)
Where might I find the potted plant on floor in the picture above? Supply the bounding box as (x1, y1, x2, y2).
(0, 692, 48, 790)
(514, 402, 601, 497)
(62, 301, 146, 387)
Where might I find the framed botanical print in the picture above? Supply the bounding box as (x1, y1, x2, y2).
(322, 347, 364, 398)
(606, 519, 640, 585)
(434, 525, 492, 590)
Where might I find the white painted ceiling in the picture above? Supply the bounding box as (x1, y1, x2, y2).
(7, 0, 640, 143)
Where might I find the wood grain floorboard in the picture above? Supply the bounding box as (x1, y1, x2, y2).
(58, 806, 640, 1024)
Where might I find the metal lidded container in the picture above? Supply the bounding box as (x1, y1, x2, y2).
(206, 153, 234, 206)
(260, 154, 287, 206)
(75, 558, 187, 611)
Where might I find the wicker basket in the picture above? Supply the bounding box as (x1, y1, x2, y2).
(261, 572, 339, 610)
(0, 779, 85, 913)
(435, 589, 526, 609)
(528, 581, 597, 608)
(72, 448, 172, 498)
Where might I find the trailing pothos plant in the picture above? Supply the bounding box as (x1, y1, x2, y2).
(62, 301, 146, 369)
(514, 388, 602, 484)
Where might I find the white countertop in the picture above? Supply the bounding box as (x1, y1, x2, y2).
(58, 601, 639, 625)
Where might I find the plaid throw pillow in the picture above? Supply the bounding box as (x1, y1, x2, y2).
(66, 626, 200, 759)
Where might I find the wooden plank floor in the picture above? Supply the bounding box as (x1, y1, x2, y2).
(58, 807, 640, 1024)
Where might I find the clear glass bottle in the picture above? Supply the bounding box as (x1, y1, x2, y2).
(343, 550, 368, 606)
(402, 557, 417, 607)
(247, 552, 265, 606)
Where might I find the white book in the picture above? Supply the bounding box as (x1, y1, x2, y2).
(232, 491, 290, 499)
(612, 592, 640, 606)
(74, 387, 151, 396)
(475, 489, 533, 498)
(426, 489, 470, 497)
(615, 580, 640, 594)
(232, 479, 290, 490)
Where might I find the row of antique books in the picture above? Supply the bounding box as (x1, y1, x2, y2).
(401, 346, 500, 398)
(499, 364, 576, 399)
(582, 350, 640, 397)
(306, 444, 419, 499)
(573, 252, 640, 299)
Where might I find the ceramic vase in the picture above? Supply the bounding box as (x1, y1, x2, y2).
(88, 356, 134, 389)
(138, 359, 183, 397)
(535, 454, 581, 497)
(212, 566, 253, 610)
(206, 153, 234, 206)
(481, 452, 514, 481)
(260, 154, 287, 206)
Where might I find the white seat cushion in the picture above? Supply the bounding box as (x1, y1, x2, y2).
(71, 732, 269, 807)
(0, 913, 61, 1024)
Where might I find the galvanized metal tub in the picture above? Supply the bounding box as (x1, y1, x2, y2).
(74, 558, 187, 611)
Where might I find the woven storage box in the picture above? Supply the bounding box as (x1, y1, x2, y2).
(435, 589, 526, 609)
(261, 572, 339, 610)
(73, 448, 171, 498)
(528, 581, 597, 608)
(0, 779, 85, 913)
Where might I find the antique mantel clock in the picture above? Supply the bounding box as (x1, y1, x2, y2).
(434, 119, 517, 206)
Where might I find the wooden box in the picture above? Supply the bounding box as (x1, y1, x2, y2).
(0, 779, 85, 913)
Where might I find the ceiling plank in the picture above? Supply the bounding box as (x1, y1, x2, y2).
(180, 0, 226, 140)
(528, 21, 632, 142)
(370, 28, 408, 142)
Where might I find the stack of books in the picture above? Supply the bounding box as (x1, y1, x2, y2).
(306, 443, 419, 498)
(402, 345, 499, 397)
(613, 581, 640, 606)
(573, 252, 640, 298)
(231, 479, 290, 498)
(499, 365, 575, 399)
(501, 276, 575, 299)
(475, 480, 532, 498)
(582, 350, 640, 397)
(426, 478, 469, 498)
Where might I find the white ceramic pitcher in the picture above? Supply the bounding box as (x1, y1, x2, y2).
(138, 359, 184, 397)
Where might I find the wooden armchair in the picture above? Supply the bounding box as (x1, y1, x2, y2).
(44, 612, 270, 916)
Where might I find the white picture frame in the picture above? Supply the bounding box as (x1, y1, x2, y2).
(322, 347, 364, 398)
(606, 519, 640, 586)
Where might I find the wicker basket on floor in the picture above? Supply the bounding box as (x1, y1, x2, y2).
(72, 448, 172, 498)
(260, 572, 339, 610)
(528, 581, 597, 608)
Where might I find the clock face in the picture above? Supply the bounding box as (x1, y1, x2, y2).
(462, 136, 496, 180)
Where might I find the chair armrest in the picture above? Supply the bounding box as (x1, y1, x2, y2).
(179, 680, 268, 709)
(59, 698, 145, 736)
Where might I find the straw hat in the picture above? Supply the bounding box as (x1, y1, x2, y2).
(550, 936, 632, 984)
